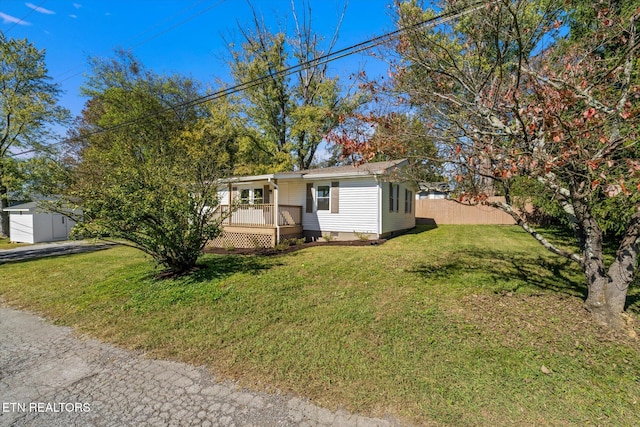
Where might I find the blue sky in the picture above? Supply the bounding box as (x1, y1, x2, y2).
(1, 0, 398, 122)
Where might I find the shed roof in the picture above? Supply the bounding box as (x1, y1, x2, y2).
(3, 202, 37, 212)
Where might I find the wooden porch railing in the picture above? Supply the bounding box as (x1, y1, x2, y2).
(214, 204, 302, 227)
(278, 205, 302, 226)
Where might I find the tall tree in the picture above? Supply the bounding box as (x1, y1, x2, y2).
(66, 51, 229, 275)
(0, 32, 69, 236)
(340, 0, 640, 330)
(326, 111, 443, 180)
(227, 1, 364, 173)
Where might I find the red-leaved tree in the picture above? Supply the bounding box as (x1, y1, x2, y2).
(335, 0, 640, 329)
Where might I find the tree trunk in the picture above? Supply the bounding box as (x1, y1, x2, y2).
(0, 203, 8, 238)
(0, 159, 7, 237)
(583, 259, 627, 330)
(578, 201, 640, 330)
(593, 209, 640, 328)
(483, 196, 636, 331)
(0, 185, 9, 238)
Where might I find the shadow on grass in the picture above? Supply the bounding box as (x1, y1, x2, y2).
(127, 255, 281, 309)
(189, 254, 281, 283)
(625, 280, 640, 312)
(405, 224, 439, 235)
(410, 247, 587, 298)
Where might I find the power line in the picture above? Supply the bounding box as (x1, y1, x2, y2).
(4, 0, 48, 34)
(107, 0, 492, 130)
(11, 0, 493, 157)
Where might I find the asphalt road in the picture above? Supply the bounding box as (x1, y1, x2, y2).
(0, 241, 115, 264)
(0, 306, 404, 427)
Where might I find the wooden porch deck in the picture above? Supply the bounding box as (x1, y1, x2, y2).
(208, 204, 304, 248)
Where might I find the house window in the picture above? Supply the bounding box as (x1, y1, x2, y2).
(405, 189, 413, 213)
(317, 185, 330, 211)
(240, 188, 264, 204)
(389, 183, 399, 212)
(253, 188, 263, 204)
(240, 189, 250, 204)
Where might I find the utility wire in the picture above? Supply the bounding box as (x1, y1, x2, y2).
(4, 0, 48, 34)
(12, 0, 494, 157)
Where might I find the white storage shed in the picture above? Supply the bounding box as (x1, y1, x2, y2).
(5, 202, 77, 244)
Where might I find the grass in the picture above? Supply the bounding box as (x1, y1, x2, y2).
(0, 236, 29, 249)
(1, 225, 639, 426)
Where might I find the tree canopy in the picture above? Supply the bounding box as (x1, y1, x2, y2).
(0, 31, 69, 236)
(65, 51, 229, 275)
(226, 2, 365, 173)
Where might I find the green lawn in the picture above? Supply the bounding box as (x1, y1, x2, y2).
(1, 225, 639, 426)
(0, 236, 29, 249)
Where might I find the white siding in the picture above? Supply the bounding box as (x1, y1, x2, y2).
(278, 179, 306, 206)
(216, 174, 413, 238)
(8, 213, 34, 244)
(33, 213, 54, 242)
(302, 177, 379, 234)
(52, 214, 75, 240)
(381, 181, 416, 234)
(8, 207, 78, 244)
(217, 187, 230, 205)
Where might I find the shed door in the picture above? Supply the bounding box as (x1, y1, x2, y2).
(52, 214, 68, 239)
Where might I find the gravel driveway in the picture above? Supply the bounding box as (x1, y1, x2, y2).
(0, 306, 404, 427)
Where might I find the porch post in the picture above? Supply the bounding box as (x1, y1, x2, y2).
(228, 182, 232, 225)
(272, 179, 280, 244)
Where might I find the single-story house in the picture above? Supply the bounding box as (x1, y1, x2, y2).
(5, 202, 77, 244)
(211, 159, 416, 248)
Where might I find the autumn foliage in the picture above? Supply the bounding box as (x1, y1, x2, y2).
(336, 0, 640, 329)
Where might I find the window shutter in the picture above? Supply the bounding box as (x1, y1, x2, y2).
(404, 190, 411, 213)
(330, 181, 339, 213)
(263, 184, 270, 204)
(231, 186, 238, 203)
(389, 182, 393, 212)
(405, 189, 411, 213)
(404, 189, 408, 213)
(389, 183, 399, 212)
(306, 183, 314, 213)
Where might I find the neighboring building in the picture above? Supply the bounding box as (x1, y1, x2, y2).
(211, 159, 416, 248)
(5, 202, 77, 244)
(416, 182, 450, 200)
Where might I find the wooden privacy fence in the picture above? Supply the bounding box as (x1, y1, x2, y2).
(415, 197, 517, 225)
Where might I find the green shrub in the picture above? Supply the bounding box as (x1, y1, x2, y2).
(354, 231, 370, 241)
(322, 233, 334, 242)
